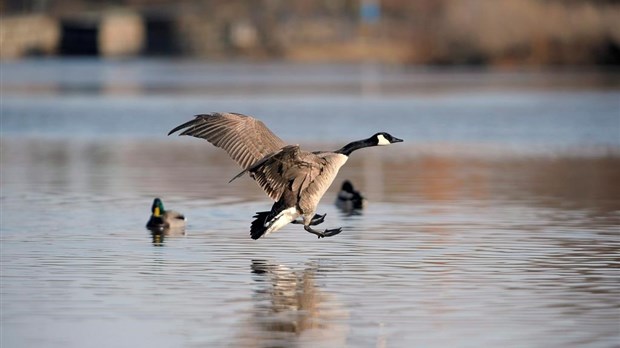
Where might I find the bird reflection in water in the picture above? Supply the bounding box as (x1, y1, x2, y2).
(237, 260, 348, 347)
(147, 226, 185, 246)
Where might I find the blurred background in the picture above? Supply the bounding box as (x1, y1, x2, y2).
(2, 0, 620, 65)
(1, 1, 620, 348)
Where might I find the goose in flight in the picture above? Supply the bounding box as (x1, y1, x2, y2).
(168, 112, 402, 240)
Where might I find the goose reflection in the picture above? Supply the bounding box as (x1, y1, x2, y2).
(147, 226, 185, 246)
(237, 260, 348, 347)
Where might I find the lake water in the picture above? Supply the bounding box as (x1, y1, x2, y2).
(1, 59, 619, 347)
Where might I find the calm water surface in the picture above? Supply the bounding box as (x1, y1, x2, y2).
(1, 60, 619, 347)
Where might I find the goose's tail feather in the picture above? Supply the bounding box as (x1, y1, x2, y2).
(250, 203, 299, 240)
(250, 211, 274, 240)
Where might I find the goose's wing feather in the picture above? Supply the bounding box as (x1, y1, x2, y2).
(247, 145, 315, 201)
(168, 112, 287, 170)
(244, 146, 336, 202)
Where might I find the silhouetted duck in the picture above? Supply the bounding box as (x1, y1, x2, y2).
(146, 198, 186, 230)
(335, 180, 366, 212)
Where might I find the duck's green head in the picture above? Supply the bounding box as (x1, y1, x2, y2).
(151, 198, 165, 217)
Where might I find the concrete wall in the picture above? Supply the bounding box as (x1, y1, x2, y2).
(1, 15, 60, 59)
(99, 12, 144, 57)
(1, 12, 144, 59)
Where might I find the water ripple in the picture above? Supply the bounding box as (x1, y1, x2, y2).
(2, 138, 619, 347)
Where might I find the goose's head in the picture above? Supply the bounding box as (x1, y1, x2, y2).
(372, 132, 403, 146)
(151, 198, 165, 217)
(337, 132, 403, 156)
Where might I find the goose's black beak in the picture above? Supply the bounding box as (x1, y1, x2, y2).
(392, 137, 404, 143)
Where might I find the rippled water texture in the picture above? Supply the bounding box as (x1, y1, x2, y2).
(1, 60, 619, 347)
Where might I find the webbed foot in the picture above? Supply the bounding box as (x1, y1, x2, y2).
(292, 213, 326, 226)
(310, 213, 326, 226)
(304, 225, 343, 239)
(320, 227, 342, 238)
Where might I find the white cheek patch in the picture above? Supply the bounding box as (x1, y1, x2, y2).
(377, 134, 391, 146)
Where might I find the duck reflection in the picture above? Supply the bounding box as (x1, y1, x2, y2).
(147, 226, 185, 246)
(238, 260, 348, 347)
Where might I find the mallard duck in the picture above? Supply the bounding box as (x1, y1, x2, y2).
(169, 112, 402, 240)
(335, 180, 366, 212)
(146, 198, 186, 229)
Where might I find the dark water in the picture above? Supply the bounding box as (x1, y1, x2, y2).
(1, 59, 619, 347)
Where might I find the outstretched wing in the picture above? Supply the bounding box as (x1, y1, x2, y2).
(168, 112, 287, 170)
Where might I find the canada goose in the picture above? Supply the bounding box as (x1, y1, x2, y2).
(335, 180, 366, 212)
(146, 198, 186, 230)
(168, 112, 402, 240)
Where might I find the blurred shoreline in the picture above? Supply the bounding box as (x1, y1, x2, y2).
(1, 0, 619, 66)
(2, 59, 619, 97)
(2, 60, 618, 157)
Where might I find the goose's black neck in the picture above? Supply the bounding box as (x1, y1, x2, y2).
(335, 138, 375, 156)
